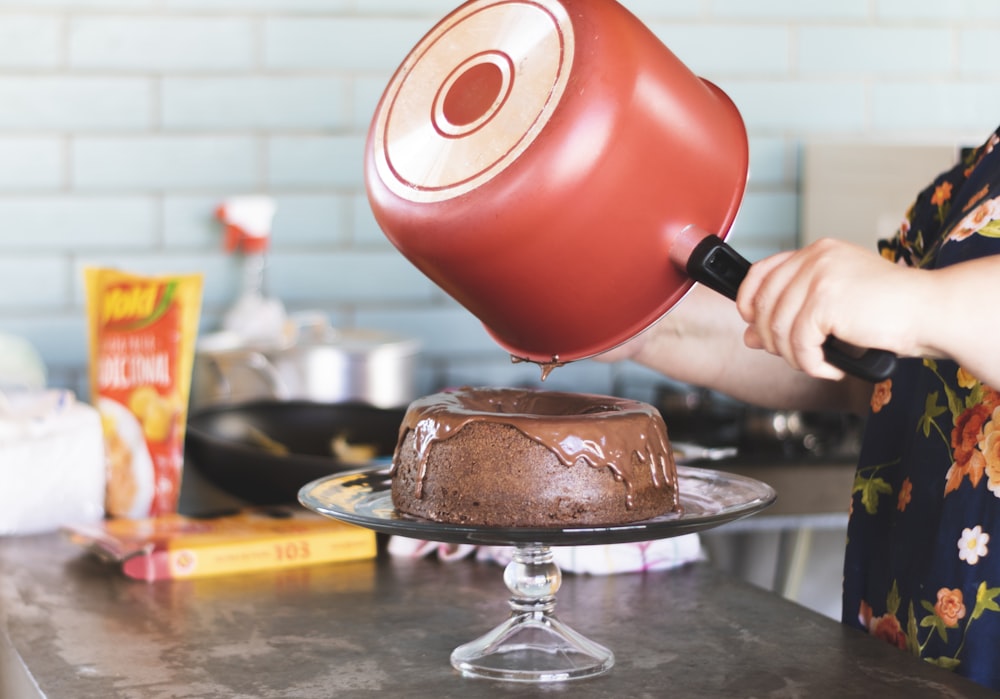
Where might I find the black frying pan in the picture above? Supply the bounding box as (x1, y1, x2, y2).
(184, 399, 406, 505)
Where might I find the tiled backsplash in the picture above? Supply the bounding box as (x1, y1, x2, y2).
(2, 0, 1000, 402)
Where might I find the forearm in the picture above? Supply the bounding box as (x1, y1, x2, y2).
(608, 243, 1000, 413)
(609, 285, 866, 413)
(907, 255, 1000, 389)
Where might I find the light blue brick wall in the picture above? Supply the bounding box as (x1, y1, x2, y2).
(69, 17, 256, 71)
(0, 0, 998, 401)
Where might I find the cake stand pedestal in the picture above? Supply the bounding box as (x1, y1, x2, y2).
(299, 466, 775, 684)
(450, 543, 613, 682)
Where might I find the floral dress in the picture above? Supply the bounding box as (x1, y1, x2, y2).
(843, 125, 1000, 690)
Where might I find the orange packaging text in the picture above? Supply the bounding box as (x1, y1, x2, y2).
(85, 268, 203, 519)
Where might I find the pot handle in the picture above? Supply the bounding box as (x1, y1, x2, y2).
(682, 234, 898, 383)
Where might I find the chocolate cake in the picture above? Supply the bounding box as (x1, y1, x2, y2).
(389, 387, 680, 527)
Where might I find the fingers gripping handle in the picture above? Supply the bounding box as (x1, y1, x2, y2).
(675, 232, 898, 383)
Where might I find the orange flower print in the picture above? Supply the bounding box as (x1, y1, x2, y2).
(931, 181, 953, 207)
(870, 380, 892, 413)
(897, 478, 912, 512)
(946, 451, 986, 495)
(870, 613, 908, 650)
(986, 387, 1000, 406)
(946, 402, 992, 493)
(982, 406, 1000, 497)
(958, 367, 979, 389)
(946, 195, 1000, 243)
(859, 601, 908, 651)
(858, 599, 873, 628)
(963, 185, 990, 214)
(934, 588, 966, 628)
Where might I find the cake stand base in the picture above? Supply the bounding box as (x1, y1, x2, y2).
(450, 544, 614, 682)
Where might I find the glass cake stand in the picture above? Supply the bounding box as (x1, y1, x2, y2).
(299, 465, 775, 684)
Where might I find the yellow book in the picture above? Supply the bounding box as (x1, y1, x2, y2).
(64, 507, 376, 581)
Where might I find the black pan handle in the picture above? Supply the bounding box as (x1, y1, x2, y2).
(684, 235, 897, 383)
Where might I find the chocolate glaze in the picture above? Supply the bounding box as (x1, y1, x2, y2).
(509, 354, 566, 381)
(391, 387, 679, 511)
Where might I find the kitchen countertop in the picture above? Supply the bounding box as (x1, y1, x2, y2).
(1, 531, 993, 698)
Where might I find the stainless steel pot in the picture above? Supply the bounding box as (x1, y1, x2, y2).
(192, 314, 420, 409)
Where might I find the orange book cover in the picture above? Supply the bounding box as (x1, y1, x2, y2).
(64, 506, 376, 581)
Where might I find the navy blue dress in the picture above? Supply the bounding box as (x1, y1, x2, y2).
(843, 126, 1000, 689)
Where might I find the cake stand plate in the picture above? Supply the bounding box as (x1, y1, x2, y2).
(299, 466, 775, 683)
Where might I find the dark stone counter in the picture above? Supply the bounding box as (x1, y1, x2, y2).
(0, 532, 993, 698)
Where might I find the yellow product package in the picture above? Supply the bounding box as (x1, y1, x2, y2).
(85, 268, 203, 518)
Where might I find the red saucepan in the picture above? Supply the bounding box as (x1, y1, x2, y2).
(365, 0, 895, 381)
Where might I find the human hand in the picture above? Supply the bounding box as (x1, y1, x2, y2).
(735, 239, 917, 381)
